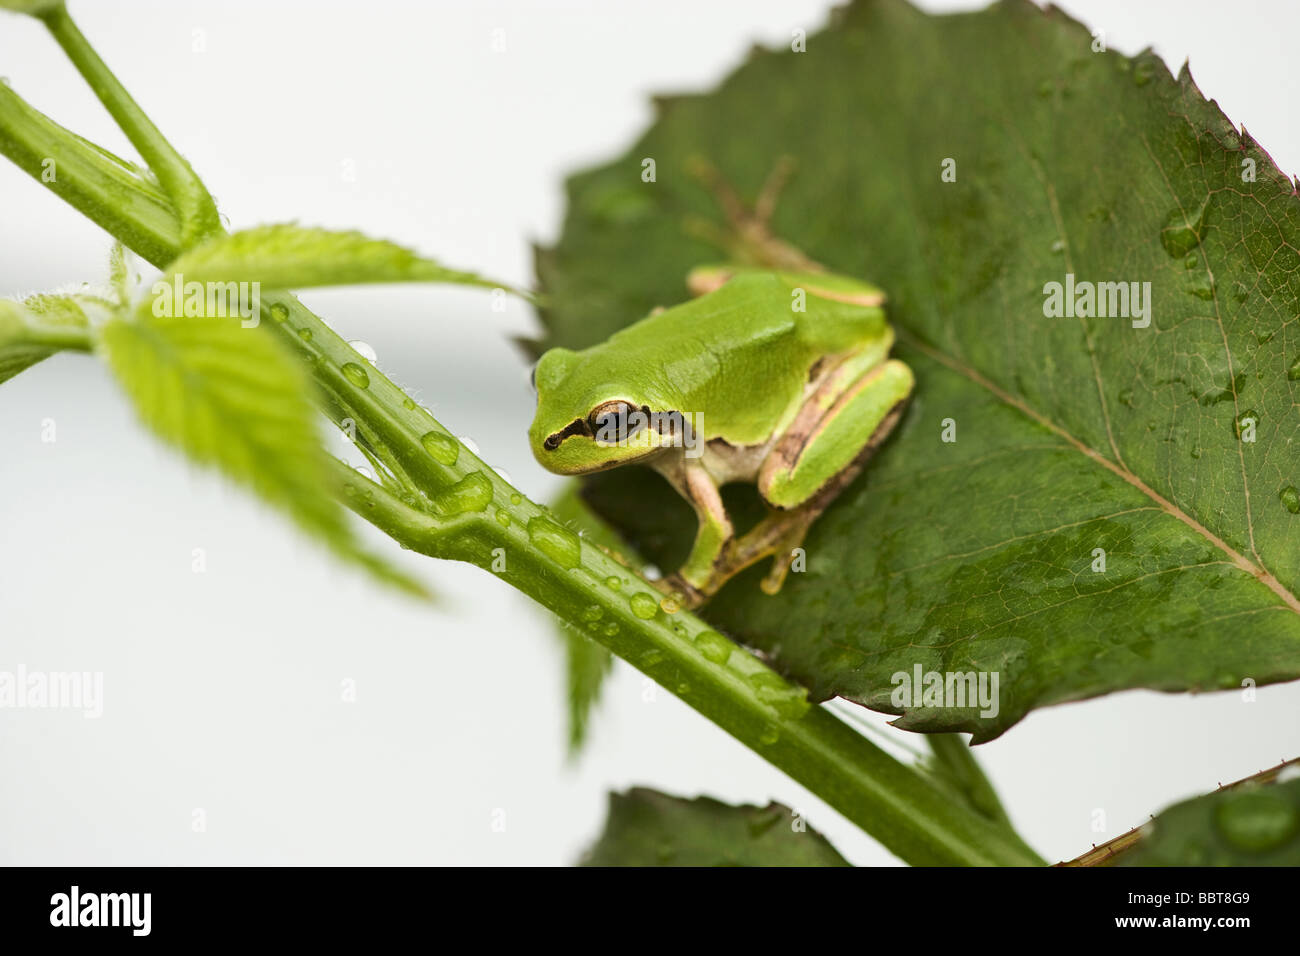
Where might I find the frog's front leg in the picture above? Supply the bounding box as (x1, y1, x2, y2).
(651, 455, 734, 605)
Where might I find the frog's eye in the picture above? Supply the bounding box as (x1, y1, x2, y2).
(528, 362, 538, 392)
(588, 400, 643, 443)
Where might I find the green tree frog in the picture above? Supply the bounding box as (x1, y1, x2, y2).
(528, 264, 914, 606)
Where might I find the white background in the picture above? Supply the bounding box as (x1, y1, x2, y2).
(1, 0, 1298, 865)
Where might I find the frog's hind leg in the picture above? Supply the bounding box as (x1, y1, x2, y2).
(664, 357, 914, 605)
(721, 506, 819, 597)
(684, 154, 821, 272)
(734, 357, 915, 596)
(759, 359, 914, 512)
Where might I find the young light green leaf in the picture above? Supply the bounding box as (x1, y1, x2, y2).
(164, 224, 523, 297)
(580, 788, 851, 866)
(0, 292, 99, 384)
(98, 310, 426, 597)
(541, 0, 1300, 741)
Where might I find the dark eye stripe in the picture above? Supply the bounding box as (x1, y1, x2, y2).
(543, 417, 591, 451)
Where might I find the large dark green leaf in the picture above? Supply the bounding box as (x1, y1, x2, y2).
(1120, 773, 1300, 866)
(535, 0, 1300, 740)
(580, 788, 851, 866)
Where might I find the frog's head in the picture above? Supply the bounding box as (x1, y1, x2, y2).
(528, 346, 676, 475)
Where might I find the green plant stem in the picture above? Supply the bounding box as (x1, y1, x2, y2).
(38, 3, 221, 246)
(0, 83, 1046, 866)
(331, 456, 1043, 865)
(0, 84, 181, 263)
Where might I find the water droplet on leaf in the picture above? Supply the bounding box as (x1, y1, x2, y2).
(341, 362, 370, 389)
(747, 671, 811, 719)
(1159, 196, 1211, 258)
(349, 340, 377, 363)
(420, 430, 459, 466)
(431, 472, 493, 515)
(1187, 274, 1216, 300)
(1214, 789, 1298, 852)
(527, 516, 581, 569)
(629, 592, 659, 619)
(694, 630, 732, 664)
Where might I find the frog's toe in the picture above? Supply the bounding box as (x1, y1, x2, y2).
(659, 573, 708, 610)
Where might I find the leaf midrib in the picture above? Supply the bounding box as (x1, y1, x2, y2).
(901, 330, 1300, 617)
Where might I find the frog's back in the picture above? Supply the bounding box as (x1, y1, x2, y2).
(574, 273, 886, 445)
(608, 272, 800, 352)
(605, 274, 818, 443)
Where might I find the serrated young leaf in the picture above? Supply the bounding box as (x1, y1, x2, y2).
(162, 224, 523, 297)
(0, 292, 100, 384)
(540, 0, 1300, 740)
(98, 310, 427, 597)
(580, 788, 851, 866)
